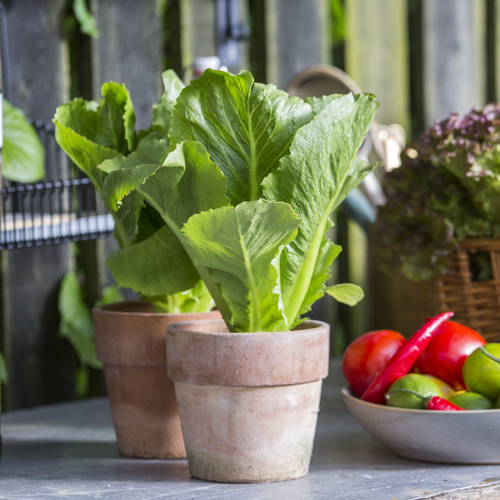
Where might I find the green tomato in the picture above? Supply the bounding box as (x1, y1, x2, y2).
(385, 373, 442, 409)
(462, 343, 500, 400)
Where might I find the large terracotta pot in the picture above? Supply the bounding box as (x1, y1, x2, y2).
(167, 318, 330, 482)
(92, 301, 220, 459)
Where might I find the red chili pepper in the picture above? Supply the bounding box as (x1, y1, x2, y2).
(426, 396, 464, 411)
(361, 311, 455, 404)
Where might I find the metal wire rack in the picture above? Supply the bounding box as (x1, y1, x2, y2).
(0, 4, 114, 251)
(0, 122, 114, 250)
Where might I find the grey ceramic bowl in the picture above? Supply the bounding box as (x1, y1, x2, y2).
(342, 386, 500, 464)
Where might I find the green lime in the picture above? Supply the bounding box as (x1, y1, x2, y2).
(385, 373, 442, 409)
(422, 374, 455, 399)
(449, 391, 494, 410)
(462, 343, 500, 400)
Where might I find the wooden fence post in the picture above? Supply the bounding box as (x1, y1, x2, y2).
(0, 0, 75, 410)
(85, 0, 165, 304)
(345, 0, 410, 131)
(345, 0, 419, 339)
(422, 0, 487, 126)
(250, 0, 330, 90)
(91, 0, 163, 130)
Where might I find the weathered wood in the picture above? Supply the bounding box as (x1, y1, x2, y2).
(180, 0, 217, 79)
(345, 0, 410, 131)
(90, 0, 163, 130)
(258, 0, 330, 90)
(422, 0, 486, 125)
(89, 0, 164, 298)
(1, 0, 75, 410)
(344, 0, 414, 339)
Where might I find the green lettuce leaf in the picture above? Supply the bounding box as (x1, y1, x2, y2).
(262, 93, 379, 324)
(151, 70, 185, 137)
(54, 79, 217, 312)
(169, 69, 314, 204)
(182, 200, 301, 332)
(53, 81, 136, 196)
(3, 99, 45, 182)
(326, 283, 364, 306)
(104, 141, 230, 227)
(147, 279, 214, 314)
(103, 141, 230, 304)
(106, 223, 200, 296)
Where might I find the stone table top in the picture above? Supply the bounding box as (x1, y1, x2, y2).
(1, 360, 500, 499)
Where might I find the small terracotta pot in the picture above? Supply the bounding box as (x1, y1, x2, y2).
(92, 301, 220, 459)
(167, 319, 330, 482)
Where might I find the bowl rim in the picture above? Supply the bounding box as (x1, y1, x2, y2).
(341, 386, 500, 414)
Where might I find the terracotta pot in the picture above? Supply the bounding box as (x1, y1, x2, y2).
(167, 318, 330, 482)
(92, 301, 220, 459)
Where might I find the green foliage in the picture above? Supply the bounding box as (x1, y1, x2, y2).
(58, 271, 103, 370)
(2, 100, 45, 182)
(0, 351, 7, 385)
(72, 0, 99, 38)
(104, 69, 379, 332)
(329, 0, 346, 48)
(373, 103, 500, 282)
(182, 200, 301, 332)
(58, 271, 125, 397)
(326, 283, 364, 307)
(53, 71, 214, 313)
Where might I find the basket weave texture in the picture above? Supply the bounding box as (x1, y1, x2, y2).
(435, 238, 500, 342)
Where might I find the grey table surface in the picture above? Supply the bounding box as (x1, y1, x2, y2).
(1, 360, 500, 500)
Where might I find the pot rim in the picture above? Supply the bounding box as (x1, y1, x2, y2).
(167, 317, 329, 336)
(93, 300, 218, 318)
(167, 318, 330, 387)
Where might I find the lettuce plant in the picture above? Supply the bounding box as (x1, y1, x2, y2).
(53, 71, 213, 313)
(373, 103, 500, 282)
(102, 69, 379, 332)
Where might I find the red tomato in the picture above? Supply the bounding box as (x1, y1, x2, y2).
(342, 329, 406, 397)
(414, 320, 486, 390)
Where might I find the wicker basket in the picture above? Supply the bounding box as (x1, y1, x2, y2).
(435, 238, 500, 342)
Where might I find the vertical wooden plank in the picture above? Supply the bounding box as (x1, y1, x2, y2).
(163, 0, 183, 76)
(179, 0, 217, 79)
(344, 0, 416, 340)
(179, 0, 250, 79)
(345, 0, 410, 131)
(91, 0, 163, 130)
(88, 0, 164, 299)
(248, 0, 267, 82)
(422, 0, 486, 125)
(262, 0, 330, 90)
(1, 0, 75, 410)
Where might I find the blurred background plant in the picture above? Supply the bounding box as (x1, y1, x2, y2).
(373, 103, 500, 283)
(58, 270, 124, 398)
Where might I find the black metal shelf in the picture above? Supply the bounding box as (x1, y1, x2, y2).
(0, 122, 114, 250)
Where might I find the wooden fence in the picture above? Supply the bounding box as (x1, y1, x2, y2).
(0, 0, 497, 410)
